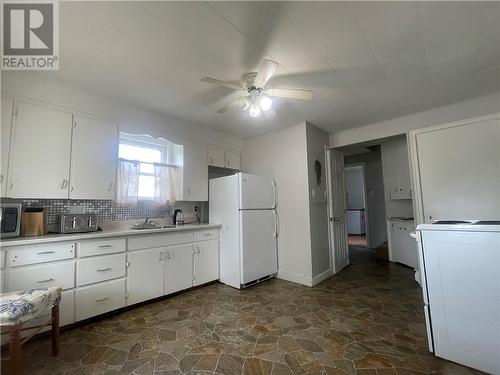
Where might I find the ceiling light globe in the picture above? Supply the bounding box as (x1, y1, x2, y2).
(249, 105, 262, 118)
(259, 95, 272, 111)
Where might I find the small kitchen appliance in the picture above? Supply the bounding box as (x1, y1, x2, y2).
(0, 203, 22, 238)
(58, 214, 98, 234)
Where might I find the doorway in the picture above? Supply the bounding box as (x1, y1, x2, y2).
(344, 164, 368, 247)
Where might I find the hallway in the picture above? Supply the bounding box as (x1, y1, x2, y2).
(4, 247, 482, 374)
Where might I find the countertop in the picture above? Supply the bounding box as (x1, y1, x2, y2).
(0, 221, 221, 247)
(387, 217, 414, 223)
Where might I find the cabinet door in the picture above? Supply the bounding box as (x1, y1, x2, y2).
(207, 144, 225, 167)
(398, 138, 412, 199)
(183, 140, 208, 201)
(164, 243, 193, 295)
(71, 115, 118, 200)
(390, 223, 403, 263)
(9, 101, 72, 198)
(225, 150, 240, 170)
(381, 141, 397, 199)
(1, 97, 13, 196)
(127, 248, 164, 305)
(194, 239, 219, 286)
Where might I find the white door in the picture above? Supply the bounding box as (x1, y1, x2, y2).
(239, 173, 276, 209)
(127, 248, 165, 305)
(194, 239, 219, 285)
(164, 243, 193, 295)
(1, 97, 13, 196)
(9, 101, 72, 198)
(327, 149, 349, 274)
(70, 115, 118, 200)
(240, 210, 277, 284)
(183, 140, 208, 201)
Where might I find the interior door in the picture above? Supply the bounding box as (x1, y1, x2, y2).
(239, 173, 275, 209)
(240, 210, 277, 284)
(327, 149, 349, 274)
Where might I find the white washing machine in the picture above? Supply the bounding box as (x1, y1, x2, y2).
(347, 209, 365, 234)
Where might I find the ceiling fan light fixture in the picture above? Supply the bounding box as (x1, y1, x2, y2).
(249, 104, 262, 118)
(238, 97, 250, 111)
(259, 94, 272, 111)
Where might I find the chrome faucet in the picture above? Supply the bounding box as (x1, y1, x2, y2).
(144, 216, 150, 224)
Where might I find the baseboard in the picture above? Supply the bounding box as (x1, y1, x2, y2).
(277, 270, 313, 287)
(311, 269, 333, 286)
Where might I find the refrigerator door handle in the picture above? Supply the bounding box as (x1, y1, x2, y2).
(272, 181, 277, 209)
(272, 210, 278, 238)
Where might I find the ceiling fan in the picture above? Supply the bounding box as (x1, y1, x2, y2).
(201, 59, 313, 118)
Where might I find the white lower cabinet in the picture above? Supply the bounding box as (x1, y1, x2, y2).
(7, 260, 75, 291)
(389, 220, 418, 269)
(77, 253, 126, 286)
(164, 243, 194, 295)
(194, 239, 219, 286)
(127, 248, 165, 305)
(75, 278, 126, 321)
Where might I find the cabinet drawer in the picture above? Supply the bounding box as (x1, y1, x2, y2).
(128, 231, 193, 250)
(194, 229, 218, 242)
(77, 253, 126, 286)
(75, 278, 125, 321)
(7, 242, 75, 267)
(8, 260, 75, 291)
(77, 238, 125, 257)
(23, 290, 75, 330)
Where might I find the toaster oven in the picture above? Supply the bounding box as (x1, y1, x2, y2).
(0, 203, 22, 238)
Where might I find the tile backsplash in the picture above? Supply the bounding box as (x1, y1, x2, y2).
(1, 198, 202, 226)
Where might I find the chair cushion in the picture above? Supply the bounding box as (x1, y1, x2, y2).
(0, 288, 61, 326)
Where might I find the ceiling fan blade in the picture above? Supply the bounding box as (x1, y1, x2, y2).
(216, 98, 242, 113)
(201, 77, 243, 91)
(253, 59, 278, 88)
(267, 88, 313, 100)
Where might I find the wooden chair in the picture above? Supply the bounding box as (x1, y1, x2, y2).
(0, 287, 62, 375)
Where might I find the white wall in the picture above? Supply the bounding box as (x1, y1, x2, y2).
(242, 123, 313, 286)
(330, 92, 500, 147)
(344, 151, 387, 248)
(1, 71, 243, 151)
(305, 123, 331, 281)
(344, 166, 365, 209)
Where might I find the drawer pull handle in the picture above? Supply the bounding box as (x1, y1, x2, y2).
(204, 233, 211, 236)
(95, 297, 109, 303)
(96, 267, 112, 272)
(36, 278, 54, 283)
(37, 251, 55, 255)
(98, 245, 112, 248)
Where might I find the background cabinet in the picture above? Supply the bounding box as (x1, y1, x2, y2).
(70, 115, 118, 200)
(389, 220, 417, 269)
(127, 248, 164, 305)
(183, 141, 208, 201)
(207, 144, 225, 167)
(1, 97, 13, 196)
(8, 101, 72, 198)
(194, 239, 219, 286)
(164, 243, 194, 295)
(381, 136, 412, 200)
(225, 150, 240, 170)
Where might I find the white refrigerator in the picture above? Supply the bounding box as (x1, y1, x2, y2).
(209, 173, 278, 289)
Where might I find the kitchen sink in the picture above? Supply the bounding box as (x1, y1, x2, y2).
(131, 223, 175, 230)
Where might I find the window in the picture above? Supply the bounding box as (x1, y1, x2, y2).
(119, 142, 166, 200)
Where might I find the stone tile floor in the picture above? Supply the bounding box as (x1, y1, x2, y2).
(2, 246, 484, 375)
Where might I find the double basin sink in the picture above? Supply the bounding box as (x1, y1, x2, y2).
(131, 222, 176, 230)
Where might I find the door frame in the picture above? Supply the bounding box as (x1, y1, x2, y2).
(344, 162, 370, 247)
(325, 147, 350, 274)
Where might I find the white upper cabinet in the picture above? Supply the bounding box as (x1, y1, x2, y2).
(71, 115, 118, 200)
(207, 144, 225, 167)
(183, 140, 208, 201)
(1, 97, 13, 196)
(9, 101, 72, 198)
(225, 150, 240, 170)
(381, 136, 412, 200)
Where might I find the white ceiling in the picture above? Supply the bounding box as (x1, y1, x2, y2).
(44, 1, 500, 138)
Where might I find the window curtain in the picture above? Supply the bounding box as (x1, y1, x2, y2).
(154, 164, 178, 206)
(115, 159, 140, 205)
